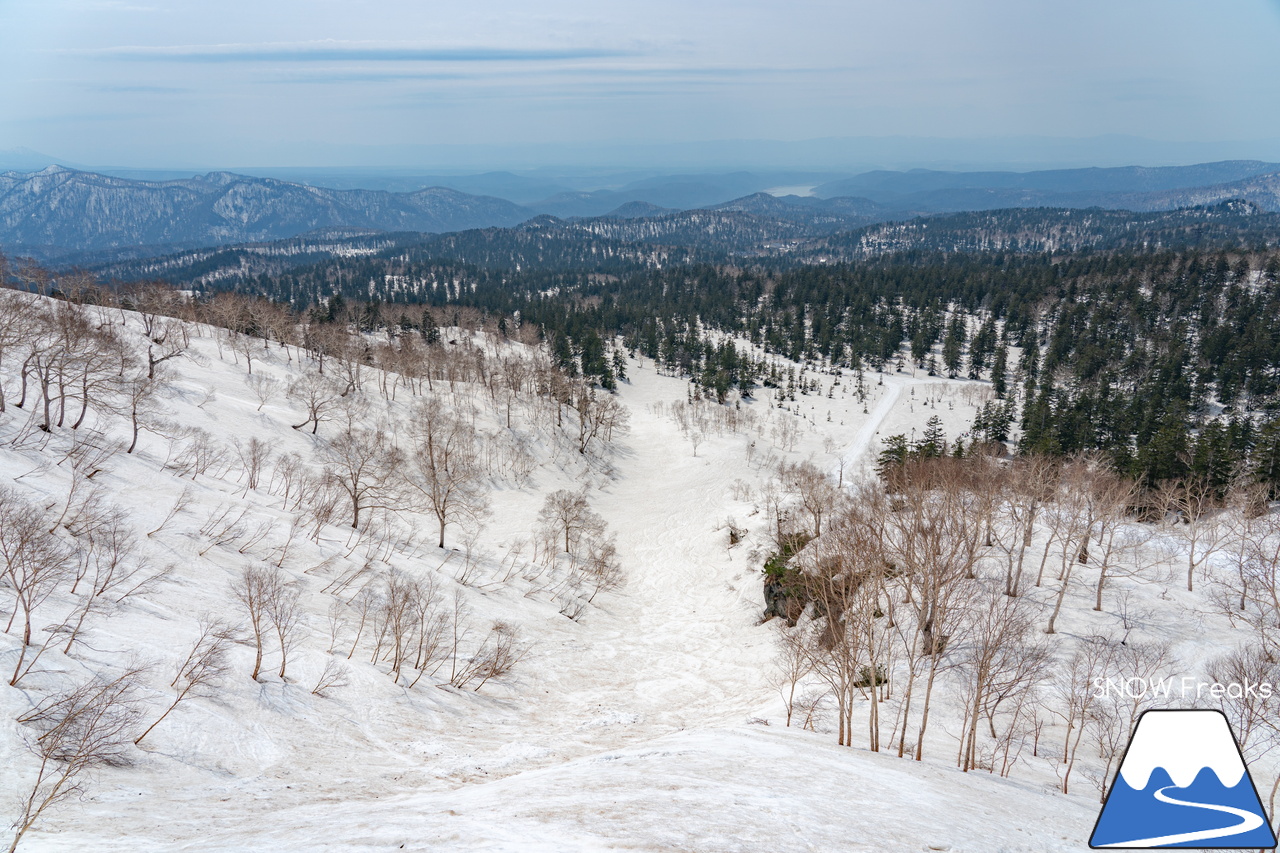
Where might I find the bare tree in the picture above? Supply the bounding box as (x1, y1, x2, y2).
(956, 588, 1051, 774)
(579, 534, 624, 603)
(245, 374, 282, 411)
(1, 489, 77, 685)
(449, 621, 528, 691)
(134, 619, 234, 744)
(998, 455, 1059, 597)
(143, 318, 188, 379)
(228, 326, 259, 374)
(0, 288, 33, 416)
(407, 579, 450, 686)
(797, 496, 895, 750)
(777, 460, 842, 537)
(231, 564, 279, 681)
(234, 437, 273, 494)
(61, 510, 159, 655)
(264, 575, 304, 680)
(537, 488, 606, 555)
(568, 383, 630, 455)
(119, 365, 168, 455)
(322, 427, 402, 529)
(145, 484, 192, 537)
(1086, 471, 1145, 612)
(1157, 476, 1230, 593)
(310, 658, 349, 697)
(167, 427, 231, 481)
(9, 669, 144, 853)
(403, 397, 490, 548)
(1042, 456, 1111, 633)
(772, 626, 814, 727)
(876, 467, 981, 760)
(120, 281, 184, 337)
(60, 316, 125, 431)
(369, 571, 411, 680)
(288, 372, 342, 434)
(1217, 501, 1280, 658)
(1085, 640, 1175, 800)
(11, 260, 52, 303)
(18, 307, 69, 433)
(196, 505, 252, 557)
(344, 585, 377, 660)
(1206, 644, 1280, 764)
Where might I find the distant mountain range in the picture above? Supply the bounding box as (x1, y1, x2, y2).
(6, 160, 1280, 261)
(0, 166, 532, 259)
(805, 200, 1280, 260)
(813, 161, 1280, 212)
(82, 199, 1280, 292)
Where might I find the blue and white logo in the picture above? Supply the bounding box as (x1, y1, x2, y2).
(1090, 709, 1277, 848)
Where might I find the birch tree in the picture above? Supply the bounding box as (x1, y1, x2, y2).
(403, 397, 490, 548)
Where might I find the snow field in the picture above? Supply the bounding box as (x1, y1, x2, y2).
(1, 293, 1263, 852)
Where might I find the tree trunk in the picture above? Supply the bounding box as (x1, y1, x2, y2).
(897, 667, 916, 758)
(40, 378, 52, 431)
(915, 658, 941, 760)
(1046, 562, 1073, 634)
(72, 376, 90, 429)
(135, 697, 181, 745)
(277, 629, 289, 679)
(128, 409, 140, 453)
(250, 626, 264, 681)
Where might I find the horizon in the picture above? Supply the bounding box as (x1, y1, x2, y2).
(7, 138, 1280, 186)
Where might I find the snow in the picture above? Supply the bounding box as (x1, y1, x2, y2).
(0, 292, 1258, 852)
(183, 726, 1095, 853)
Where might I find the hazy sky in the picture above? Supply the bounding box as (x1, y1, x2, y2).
(3, 0, 1280, 170)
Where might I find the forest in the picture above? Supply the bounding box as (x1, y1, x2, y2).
(114, 236, 1280, 492)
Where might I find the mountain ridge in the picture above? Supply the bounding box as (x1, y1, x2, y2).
(10, 161, 1280, 262)
(0, 166, 536, 258)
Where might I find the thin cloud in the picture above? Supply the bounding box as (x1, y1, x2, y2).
(267, 65, 858, 87)
(267, 71, 473, 85)
(73, 41, 636, 63)
(92, 84, 189, 93)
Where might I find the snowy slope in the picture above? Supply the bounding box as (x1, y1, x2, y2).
(45, 727, 1091, 853)
(1, 292, 1261, 852)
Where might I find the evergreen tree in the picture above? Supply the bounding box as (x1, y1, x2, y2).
(1136, 417, 1191, 484)
(1190, 420, 1235, 498)
(422, 308, 440, 344)
(876, 434, 910, 481)
(942, 314, 965, 379)
(991, 340, 1009, 398)
(1252, 416, 1280, 497)
(968, 316, 996, 380)
(917, 415, 947, 458)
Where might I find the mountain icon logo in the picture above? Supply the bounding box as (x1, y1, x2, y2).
(1090, 709, 1277, 848)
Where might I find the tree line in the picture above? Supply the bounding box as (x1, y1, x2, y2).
(764, 451, 1280, 805)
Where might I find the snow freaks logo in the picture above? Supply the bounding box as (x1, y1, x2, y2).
(1090, 709, 1277, 849)
(1092, 677, 1275, 702)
